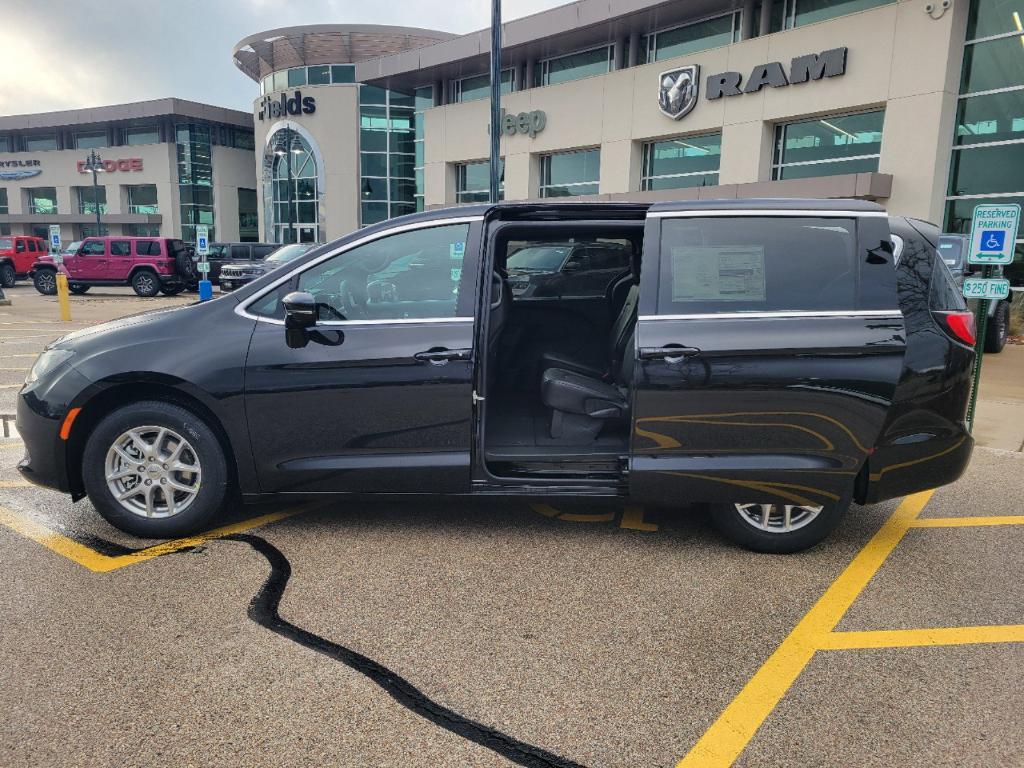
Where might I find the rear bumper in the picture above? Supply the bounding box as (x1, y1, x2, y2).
(861, 427, 974, 504)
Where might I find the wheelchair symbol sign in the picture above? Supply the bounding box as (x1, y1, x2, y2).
(980, 231, 1005, 251)
(969, 204, 1019, 265)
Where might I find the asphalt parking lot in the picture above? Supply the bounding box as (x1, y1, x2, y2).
(1, 285, 1022, 768)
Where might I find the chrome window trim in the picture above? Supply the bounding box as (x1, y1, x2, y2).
(244, 316, 475, 328)
(648, 209, 888, 218)
(235, 215, 484, 325)
(639, 310, 903, 321)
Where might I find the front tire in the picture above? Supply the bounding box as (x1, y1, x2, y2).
(33, 269, 57, 295)
(0, 262, 15, 288)
(984, 301, 1009, 353)
(82, 401, 229, 537)
(131, 270, 160, 297)
(709, 490, 851, 553)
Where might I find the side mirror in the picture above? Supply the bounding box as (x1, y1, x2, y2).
(283, 291, 317, 329)
(562, 260, 582, 272)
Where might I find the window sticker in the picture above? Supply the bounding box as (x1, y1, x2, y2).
(671, 246, 766, 302)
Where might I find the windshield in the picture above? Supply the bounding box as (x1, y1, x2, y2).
(507, 246, 571, 271)
(0, 238, 12, 251)
(938, 236, 964, 268)
(62, 241, 81, 255)
(266, 244, 312, 263)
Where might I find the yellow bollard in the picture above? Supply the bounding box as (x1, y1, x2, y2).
(55, 272, 72, 322)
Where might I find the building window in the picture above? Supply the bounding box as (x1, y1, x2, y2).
(233, 130, 255, 150)
(945, 0, 1024, 281)
(25, 134, 57, 152)
(270, 129, 320, 243)
(642, 13, 740, 63)
(77, 186, 107, 215)
(535, 46, 613, 87)
(262, 64, 358, 94)
(74, 131, 107, 149)
(126, 185, 159, 214)
(76, 224, 110, 238)
(26, 188, 58, 215)
(772, 110, 884, 180)
(359, 87, 417, 226)
(413, 86, 433, 211)
(768, 0, 893, 30)
(539, 149, 601, 197)
(0, 136, 10, 153)
(123, 125, 160, 145)
(125, 223, 161, 237)
(641, 133, 722, 191)
(0, 189, 7, 214)
(176, 123, 214, 243)
(238, 188, 258, 241)
(456, 160, 504, 203)
(451, 70, 514, 103)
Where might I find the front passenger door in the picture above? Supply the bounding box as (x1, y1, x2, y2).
(243, 220, 481, 494)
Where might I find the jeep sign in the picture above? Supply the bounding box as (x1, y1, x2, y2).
(662, 47, 848, 118)
(487, 109, 547, 138)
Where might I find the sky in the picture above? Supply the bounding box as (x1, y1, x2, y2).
(1, 0, 567, 116)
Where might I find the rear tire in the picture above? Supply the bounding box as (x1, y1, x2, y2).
(131, 270, 160, 297)
(82, 401, 229, 538)
(0, 262, 15, 288)
(69, 283, 90, 295)
(709, 490, 852, 553)
(33, 269, 57, 295)
(984, 301, 1009, 353)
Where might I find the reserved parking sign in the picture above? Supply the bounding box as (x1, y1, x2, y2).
(968, 203, 1019, 265)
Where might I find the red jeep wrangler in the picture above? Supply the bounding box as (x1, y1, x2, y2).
(31, 236, 195, 297)
(0, 235, 49, 287)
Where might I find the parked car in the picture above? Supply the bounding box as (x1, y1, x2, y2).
(31, 236, 195, 297)
(506, 241, 633, 297)
(218, 243, 314, 292)
(938, 233, 1012, 353)
(198, 242, 279, 283)
(0, 235, 49, 287)
(16, 200, 974, 554)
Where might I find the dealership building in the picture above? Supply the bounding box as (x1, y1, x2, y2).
(0, 99, 257, 243)
(231, 0, 1023, 256)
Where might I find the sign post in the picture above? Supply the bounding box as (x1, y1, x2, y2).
(964, 203, 1019, 431)
(195, 225, 212, 301)
(49, 225, 71, 321)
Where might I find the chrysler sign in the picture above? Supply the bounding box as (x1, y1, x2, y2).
(660, 47, 848, 119)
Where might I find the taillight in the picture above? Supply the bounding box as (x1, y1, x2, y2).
(934, 310, 976, 346)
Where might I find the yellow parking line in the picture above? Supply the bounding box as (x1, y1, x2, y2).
(0, 481, 32, 488)
(0, 504, 308, 572)
(676, 490, 934, 768)
(822, 625, 1024, 650)
(910, 515, 1024, 527)
(620, 505, 658, 531)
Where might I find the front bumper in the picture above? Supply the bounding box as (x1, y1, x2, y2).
(218, 275, 259, 292)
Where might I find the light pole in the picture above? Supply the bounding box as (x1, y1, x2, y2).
(273, 128, 304, 244)
(488, 0, 502, 203)
(82, 149, 105, 235)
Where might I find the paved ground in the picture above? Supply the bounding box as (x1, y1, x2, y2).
(0, 285, 1021, 767)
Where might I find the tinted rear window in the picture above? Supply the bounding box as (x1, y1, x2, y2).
(657, 217, 857, 314)
(937, 237, 964, 268)
(136, 240, 160, 256)
(929, 254, 968, 311)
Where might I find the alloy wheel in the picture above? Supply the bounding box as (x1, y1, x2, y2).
(734, 503, 824, 533)
(37, 271, 56, 293)
(104, 426, 202, 518)
(136, 274, 155, 294)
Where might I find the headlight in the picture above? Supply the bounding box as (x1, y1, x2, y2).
(25, 349, 75, 384)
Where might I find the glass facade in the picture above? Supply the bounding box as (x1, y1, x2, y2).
(456, 160, 504, 203)
(359, 86, 417, 226)
(0, 189, 7, 214)
(772, 110, 884, 180)
(270, 129, 320, 243)
(765, 0, 893, 30)
(535, 46, 612, 87)
(77, 186, 107, 215)
(261, 64, 356, 94)
(642, 13, 739, 63)
(413, 86, 433, 211)
(123, 126, 160, 145)
(451, 70, 514, 102)
(25, 134, 57, 152)
(945, 0, 1024, 280)
(26, 187, 58, 214)
(176, 123, 214, 243)
(73, 131, 107, 149)
(124, 223, 161, 237)
(77, 224, 110, 238)
(641, 133, 722, 190)
(238, 188, 259, 242)
(126, 185, 159, 214)
(0, 136, 10, 152)
(539, 149, 601, 197)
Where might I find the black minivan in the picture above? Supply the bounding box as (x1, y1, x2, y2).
(16, 200, 975, 552)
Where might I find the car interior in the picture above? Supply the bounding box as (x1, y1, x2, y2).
(482, 219, 645, 479)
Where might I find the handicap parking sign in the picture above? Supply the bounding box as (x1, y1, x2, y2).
(979, 230, 1005, 252)
(969, 204, 1019, 264)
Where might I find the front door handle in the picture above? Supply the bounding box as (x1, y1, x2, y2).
(414, 347, 471, 365)
(639, 346, 701, 363)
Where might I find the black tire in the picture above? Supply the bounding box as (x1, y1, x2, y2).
(131, 269, 160, 297)
(81, 401, 229, 538)
(708, 489, 852, 553)
(175, 251, 196, 282)
(984, 301, 1009, 354)
(0, 262, 15, 288)
(33, 269, 57, 295)
(69, 283, 90, 295)
(159, 285, 184, 296)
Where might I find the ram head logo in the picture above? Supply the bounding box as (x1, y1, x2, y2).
(658, 65, 700, 120)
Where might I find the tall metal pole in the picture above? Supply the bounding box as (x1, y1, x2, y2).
(87, 149, 103, 234)
(286, 128, 295, 244)
(488, 0, 502, 203)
